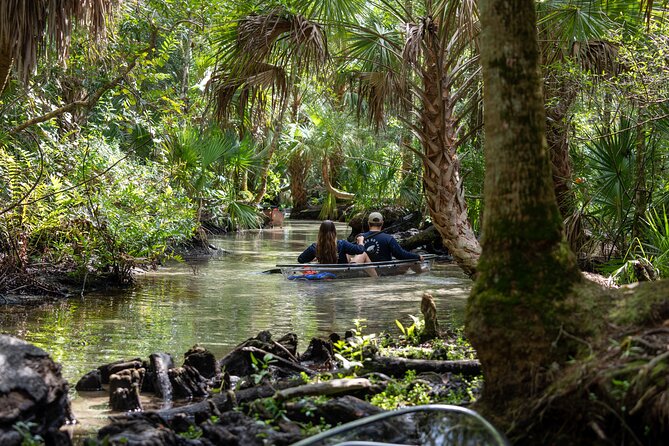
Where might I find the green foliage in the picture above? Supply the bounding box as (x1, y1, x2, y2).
(369, 370, 431, 410)
(177, 425, 203, 440)
(643, 205, 669, 277)
(333, 319, 377, 369)
(12, 422, 44, 446)
(250, 352, 276, 385)
(0, 134, 197, 284)
(395, 315, 424, 345)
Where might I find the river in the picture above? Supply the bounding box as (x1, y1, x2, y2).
(0, 220, 471, 435)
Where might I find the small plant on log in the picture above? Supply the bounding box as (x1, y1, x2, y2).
(178, 425, 203, 440)
(333, 319, 377, 369)
(249, 352, 275, 385)
(395, 315, 424, 345)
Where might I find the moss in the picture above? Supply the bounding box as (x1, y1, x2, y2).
(469, 240, 581, 330)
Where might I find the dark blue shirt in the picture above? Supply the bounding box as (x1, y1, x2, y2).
(361, 231, 420, 262)
(298, 239, 365, 264)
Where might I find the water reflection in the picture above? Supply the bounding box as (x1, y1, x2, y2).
(0, 220, 471, 433)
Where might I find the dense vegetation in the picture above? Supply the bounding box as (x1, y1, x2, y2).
(2, 0, 669, 444)
(1, 0, 667, 290)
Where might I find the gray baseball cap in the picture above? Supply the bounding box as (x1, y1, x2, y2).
(368, 212, 384, 224)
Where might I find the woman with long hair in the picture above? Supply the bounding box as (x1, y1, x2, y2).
(298, 221, 375, 275)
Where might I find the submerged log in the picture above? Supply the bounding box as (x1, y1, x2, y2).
(363, 356, 481, 378)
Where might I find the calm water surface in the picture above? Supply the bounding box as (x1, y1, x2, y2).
(0, 220, 471, 433)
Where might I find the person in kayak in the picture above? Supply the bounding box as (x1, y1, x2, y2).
(298, 220, 375, 268)
(362, 212, 424, 273)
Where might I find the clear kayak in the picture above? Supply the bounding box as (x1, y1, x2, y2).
(276, 255, 436, 281)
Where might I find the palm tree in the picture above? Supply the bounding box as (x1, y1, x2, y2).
(536, 0, 662, 250)
(209, 8, 328, 205)
(0, 0, 116, 91)
(345, 0, 482, 276)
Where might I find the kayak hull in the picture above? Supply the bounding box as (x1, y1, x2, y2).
(277, 256, 435, 281)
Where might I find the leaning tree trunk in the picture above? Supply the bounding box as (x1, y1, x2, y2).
(321, 155, 354, 201)
(419, 37, 481, 278)
(466, 0, 582, 408)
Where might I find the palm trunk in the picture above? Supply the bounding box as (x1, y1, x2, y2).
(419, 37, 481, 278)
(467, 0, 581, 406)
(253, 110, 286, 204)
(632, 120, 648, 241)
(0, 44, 13, 93)
(288, 153, 309, 212)
(321, 156, 354, 200)
(545, 78, 577, 221)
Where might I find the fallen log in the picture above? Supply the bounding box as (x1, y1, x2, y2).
(362, 356, 481, 378)
(400, 225, 440, 251)
(285, 395, 384, 425)
(274, 378, 374, 402)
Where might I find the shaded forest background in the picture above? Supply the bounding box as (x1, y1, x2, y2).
(1, 0, 668, 289)
(2, 1, 669, 444)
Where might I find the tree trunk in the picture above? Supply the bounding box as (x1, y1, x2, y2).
(288, 153, 310, 212)
(321, 156, 354, 200)
(544, 76, 577, 222)
(632, 119, 648, 241)
(253, 115, 285, 204)
(419, 36, 481, 278)
(467, 0, 582, 407)
(0, 44, 11, 93)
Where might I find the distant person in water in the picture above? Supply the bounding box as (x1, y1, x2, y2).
(269, 207, 284, 228)
(362, 212, 424, 272)
(298, 220, 376, 276)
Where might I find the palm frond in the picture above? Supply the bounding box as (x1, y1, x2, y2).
(210, 10, 327, 124)
(0, 0, 117, 83)
(226, 200, 262, 230)
(584, 117, 637, 223)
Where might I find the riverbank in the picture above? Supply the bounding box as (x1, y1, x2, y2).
(1, 302, 487, 445)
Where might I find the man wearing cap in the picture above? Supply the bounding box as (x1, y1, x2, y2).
(361, 212, 424, 267)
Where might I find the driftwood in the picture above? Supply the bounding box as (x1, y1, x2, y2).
(274, 378, 373, 402)
(219, 331, 315, 377)
(363, 356, 481, 378)
(223, 346, 317, 377)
